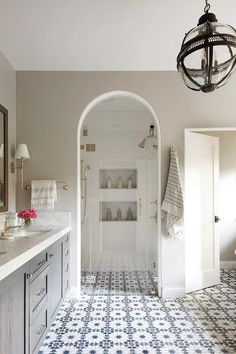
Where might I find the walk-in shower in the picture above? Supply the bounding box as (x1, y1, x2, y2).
(80, 96, 159, 297)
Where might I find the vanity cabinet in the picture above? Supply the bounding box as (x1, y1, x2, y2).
(0, 232, 70, 354)
(0, 263, 29, 354)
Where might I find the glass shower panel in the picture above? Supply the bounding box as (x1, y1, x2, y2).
(143, 140, 158, 296)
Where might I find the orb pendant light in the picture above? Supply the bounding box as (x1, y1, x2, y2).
(177, 0, 236, 93)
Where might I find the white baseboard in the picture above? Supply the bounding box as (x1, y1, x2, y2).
(220, 261, 236, 269)
(162, 287, 185, 299)
(67, 286, 80, 298)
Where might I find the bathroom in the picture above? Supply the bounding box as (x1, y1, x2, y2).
(0, 0, 236, 348)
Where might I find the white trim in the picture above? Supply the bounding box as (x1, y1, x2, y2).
(185, 127, 236, 132)
(77, 91, 162, 297)
(162, 287, 185, 299)
(220, 261, 236, 269)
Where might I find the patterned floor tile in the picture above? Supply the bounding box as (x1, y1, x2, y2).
(39, 269, 236, 354)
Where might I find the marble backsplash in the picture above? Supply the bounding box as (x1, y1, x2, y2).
(0, 211, 71, 229)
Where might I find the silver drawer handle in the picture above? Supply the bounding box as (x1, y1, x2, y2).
(36, 324, 45, 335)
(37, 259, 45, 267)
(65, 250, 69, 257)
(36, 288, 45, 296)
(49, 253, 54, 258)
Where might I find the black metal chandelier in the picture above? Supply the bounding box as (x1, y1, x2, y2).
(177, 0, 236, 93)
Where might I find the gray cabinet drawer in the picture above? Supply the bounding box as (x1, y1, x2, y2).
(29, 250, 48, 278)
(30, 302, 48, 354)
(30, 267, 48, 321)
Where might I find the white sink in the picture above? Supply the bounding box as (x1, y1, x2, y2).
(10, 229, 51, 238)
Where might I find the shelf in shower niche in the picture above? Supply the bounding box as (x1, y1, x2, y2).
(100, 188, 137, 190)
(101, 220, 137, 222)
(100, 201, 137, 223)
(99, 169, 137, 189)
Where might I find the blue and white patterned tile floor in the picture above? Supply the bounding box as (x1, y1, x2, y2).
(39, 269, 236, 354)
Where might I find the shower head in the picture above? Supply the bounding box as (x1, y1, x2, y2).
(138, 125, 158, 150)
(138, 139, 146, 149)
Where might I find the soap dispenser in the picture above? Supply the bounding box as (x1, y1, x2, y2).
(106, 207, 112, 221)
(118, 176, 123, 189)
(117, 208, 122, 221)
(107, 176, 112, 189)
(127, 208, 132, 221)
(128, 176, 133, 189)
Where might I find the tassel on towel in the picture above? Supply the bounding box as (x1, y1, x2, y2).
(31, 180, 57, 211)
(162, 146, 184, 239)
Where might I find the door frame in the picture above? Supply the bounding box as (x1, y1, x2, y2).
(77, 91, 162, 296)
(184, 126, 236, 292)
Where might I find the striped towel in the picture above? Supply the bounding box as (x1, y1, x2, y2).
(31, 180, 57, 211)
(162, 146, 184, 238)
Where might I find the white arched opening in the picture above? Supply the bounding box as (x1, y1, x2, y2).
(77, 90, 162, 296)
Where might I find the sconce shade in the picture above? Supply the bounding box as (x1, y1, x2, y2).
(0, 144, 3, 158)
(15, 144, 30, 159)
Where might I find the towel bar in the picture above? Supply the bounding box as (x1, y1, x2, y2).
(24, 181, 68, 191)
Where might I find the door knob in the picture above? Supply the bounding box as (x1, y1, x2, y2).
(215, 216, 221, 223)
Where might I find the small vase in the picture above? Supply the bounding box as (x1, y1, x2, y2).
(24, 218, 32, 227)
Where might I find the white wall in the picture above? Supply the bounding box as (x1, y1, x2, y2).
(0, 52, 16, 224)
(16, 71, 236, 291)
(202, 131, 236, 261)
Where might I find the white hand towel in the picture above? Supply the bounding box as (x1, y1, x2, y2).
(31, 180, 57, 211)
(162, 146, 184, 239)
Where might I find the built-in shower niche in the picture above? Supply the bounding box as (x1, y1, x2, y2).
(100, 201, 137, 222)
(100, 169, 137, 189)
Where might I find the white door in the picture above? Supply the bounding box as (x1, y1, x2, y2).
(185, 131, 220, 293)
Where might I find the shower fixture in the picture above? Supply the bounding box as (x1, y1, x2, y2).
(138, 125, 158, 150)
(81, 160, 91, 224)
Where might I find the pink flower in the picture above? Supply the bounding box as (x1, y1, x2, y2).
(17, 208, 38, 220)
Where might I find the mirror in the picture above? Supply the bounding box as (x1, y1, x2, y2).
(0, 104, 8, 212)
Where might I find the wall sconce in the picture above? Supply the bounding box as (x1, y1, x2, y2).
(15, 144, 30, 189)
(0, 144, 3, 158)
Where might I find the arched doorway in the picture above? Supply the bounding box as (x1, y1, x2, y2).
(77, 91, 162, 296)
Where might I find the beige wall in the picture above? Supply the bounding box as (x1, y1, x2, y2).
(16, 71, 236, 290)
(0, 52, 16, 214)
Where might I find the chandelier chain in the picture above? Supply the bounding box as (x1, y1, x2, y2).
(204, 0, 211, 13)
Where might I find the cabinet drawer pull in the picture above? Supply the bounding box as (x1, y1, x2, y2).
(36, 288, 45, 296)
(37, 259, 46, 267)
(65, 265, 69, 273)
(36, 324, 46, 335)
(27, 273, 33, 279)
(65, 249, 69, 257)
(49, 253, 54, 258)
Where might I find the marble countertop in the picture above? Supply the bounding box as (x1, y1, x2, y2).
(0, 224, 71, 282)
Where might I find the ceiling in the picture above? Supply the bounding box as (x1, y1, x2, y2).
(0, 0, 236, 71)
